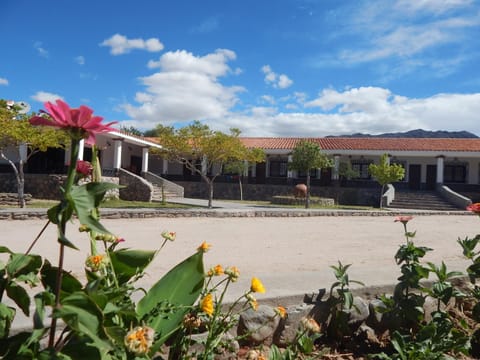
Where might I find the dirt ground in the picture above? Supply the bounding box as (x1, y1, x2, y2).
(2, 214, 479, 304)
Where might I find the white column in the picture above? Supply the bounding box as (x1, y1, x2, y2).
(113, 139, 122, 170)
(141, 147, 149, 173)
(251, 163, 257, 177)
(201, 155, 207, 175)
(287, 155, 294, 178)
(385, 154, 391, 165)
(243, 160, 249, 176)
(436, 156, 444, 184)
(162, 159, 169, 174)
(18, 143, 28, 162)
(332, 155, 340, 180)
(78, 139, 85, 160)
(265, 158, 270, 177)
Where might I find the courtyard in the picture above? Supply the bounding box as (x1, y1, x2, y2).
(2, 214, 477, 304)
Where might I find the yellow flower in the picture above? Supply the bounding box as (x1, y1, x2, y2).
(161, 231, 176, 241)
(197, 241, 212, 253)
(250, 277, 266, 293)
(124, 326, 155, 355)
(85, 254, 107, 272)
(225, 266, 240, 282)
(246, 293, 258, 311)
(301, 317, 321, 333)
(200, 293, 214, 316)
(207, 264, 224, 276)
(275, 306, 287, 319)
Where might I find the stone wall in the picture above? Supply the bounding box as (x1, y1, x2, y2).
(118, 168, 153, 202)
(0, 173, 65, 200)
(176, 181, 381, 207)
(0, 173, 119, 200)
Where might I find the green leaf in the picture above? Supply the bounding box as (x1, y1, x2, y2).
(68, 182, 119, 235)
(55, 291, 113, 355)
(137, 251, 205, 352)
(6, 282, 30, 316)
(0, 303, 15, 338)
(0, 246, 13, 254)
(109, 248, 157, 285)
(34, 291, 55, 329)
(6, 253, 42, 279)
(41, 260, 82, 297)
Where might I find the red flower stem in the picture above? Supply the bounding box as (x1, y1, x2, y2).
(48, 140, 80, 350)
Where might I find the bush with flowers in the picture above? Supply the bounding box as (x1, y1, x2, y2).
(0, 101, 271, 360)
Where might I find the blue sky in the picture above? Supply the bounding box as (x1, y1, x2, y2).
(1, 0, 480, 136)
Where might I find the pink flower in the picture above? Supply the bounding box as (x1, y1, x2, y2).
(394, 215, 413, 225)
(29, 100, 117, 144)
(76, 160, 93, 177)
(467, 203, 480, 214)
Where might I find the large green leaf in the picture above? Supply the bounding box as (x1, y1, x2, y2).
(137, 251, 205, 352)
(68, 182, 120, 235)
(41, 260, 82, 297)
(6, 283, 30, 316)
(55, 291, 113, 356)
(0, 303, 15, 339)
(109, 249, 157, 285)
(6, 253, 42, 279)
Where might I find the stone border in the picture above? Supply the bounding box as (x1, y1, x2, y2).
(0, 207, 472, 220)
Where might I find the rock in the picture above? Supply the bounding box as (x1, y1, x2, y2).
(273, 303, 315, 346)
(238, 305, 280, 345)
(367, 298, 388, 329)
(346, 296, 370, 328)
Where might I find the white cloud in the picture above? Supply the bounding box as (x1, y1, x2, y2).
(147, 49, 236, 78)
(319, 0, 479, 80)
(261, 65, 293, 89)
(31, 91, 64, 103)
(100, 34, 164, 55)
(191, 87, 480, 138)
(260, 95, 276, 105)
(395, 0, 474, 15)
(122, 49, 244, 128)
(75, 56, 85, 65)
(34, 41, 48, 58)
(0, 78, 8, 86)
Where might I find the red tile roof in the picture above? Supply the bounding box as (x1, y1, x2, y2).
(240, 137, 480, 152)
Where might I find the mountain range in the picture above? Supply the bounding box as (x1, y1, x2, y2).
(327, 129, 478, 138)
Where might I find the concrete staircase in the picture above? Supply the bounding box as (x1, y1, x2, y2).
(151, 183, 182, 202)
(143, 172, 184, 202)
(388, 190, 461, 211)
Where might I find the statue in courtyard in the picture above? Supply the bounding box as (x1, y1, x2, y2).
(293, 183, 307, 198)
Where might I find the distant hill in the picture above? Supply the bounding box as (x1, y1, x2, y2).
(327, 129, 478, 138)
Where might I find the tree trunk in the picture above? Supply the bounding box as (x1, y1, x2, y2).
(1, 151, 25, 208)
(207, 180, 214, 208)
(379, 184, 385, 209)
(305, 174, 311, 209)
(238, 177, 243, 201)
(17, 160, 25, 208)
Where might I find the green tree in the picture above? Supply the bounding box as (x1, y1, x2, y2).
(223, 147, 265, 201)
(0, 100, 69, 207)
(151, 121, 263, 208)
(120, 125, 143, 136)
(288, 140, 333, 209)
(368, 153, 405, 208)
